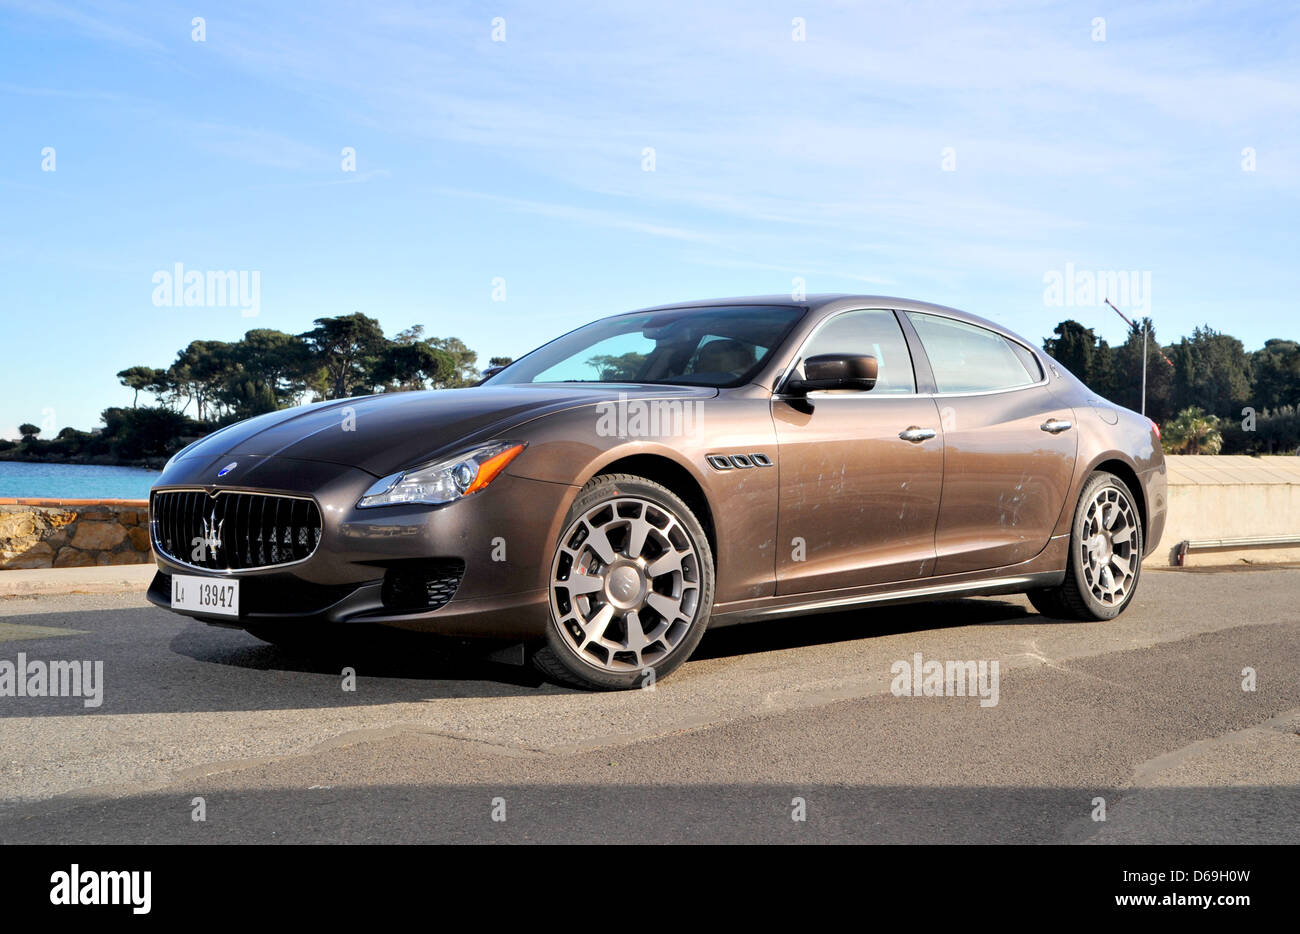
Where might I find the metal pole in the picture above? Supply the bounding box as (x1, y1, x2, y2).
(1140, 324, 1147, 416)
(1104, 298, 1148, 416)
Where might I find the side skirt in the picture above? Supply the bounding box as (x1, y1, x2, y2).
(709, 535, 1068, 628)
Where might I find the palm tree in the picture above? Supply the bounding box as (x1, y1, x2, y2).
(1161, 406, 1223, 455)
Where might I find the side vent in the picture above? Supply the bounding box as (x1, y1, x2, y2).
(707, 453, 774, 471)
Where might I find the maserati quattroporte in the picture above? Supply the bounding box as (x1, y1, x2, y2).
(148, 296, 1167, 689)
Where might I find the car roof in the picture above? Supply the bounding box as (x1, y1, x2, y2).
(626, 294, 1028, 348)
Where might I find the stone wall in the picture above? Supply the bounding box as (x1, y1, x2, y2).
(0, 499, 152, 569)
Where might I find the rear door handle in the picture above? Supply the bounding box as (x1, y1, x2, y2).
(899, 426, 937, 443)
(1041, 418, 1073, 434)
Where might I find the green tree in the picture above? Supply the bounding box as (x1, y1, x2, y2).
(300, 313, 387, 399)
(168, 340, 236, 420)
(236, 329, 313, 404)
(105, 407, 194, 460)
(117, 365, 167, 408)
(426, 336, 480, 387)
(1043, 320, 1098, 383)
(372, 341, 456, 391)
(1255, 405, 1300, 455)
(1110, 319, 1174, 421)
(18, 423, 39, 441)
(1170, 326, 1252, 418)
(1250, 339, 1300, 411)
(1171, 341, 1195, 415)
(1043, 320, 1118, 400)
(1161, 406, 1223, 455)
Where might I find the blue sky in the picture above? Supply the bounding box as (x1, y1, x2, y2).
(2, 0, 1297, 436)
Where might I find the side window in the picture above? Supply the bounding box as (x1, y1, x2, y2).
(1008, 340, 1043, 381)
(905, 313, 1039, 393)
(799, 309, 915, 394)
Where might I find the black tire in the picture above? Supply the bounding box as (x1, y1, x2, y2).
(532, 473, 715, 690)
(1028, 470, 1144, 621)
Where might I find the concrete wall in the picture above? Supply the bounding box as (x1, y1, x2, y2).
(1145, 456, 1300, 567)
(0, 499, 152, 569)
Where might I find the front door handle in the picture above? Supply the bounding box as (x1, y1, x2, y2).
(899, 426, 937, 443)
(1041, 418, 1073, 434)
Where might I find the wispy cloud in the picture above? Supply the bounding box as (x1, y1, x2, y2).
(181, 122, 335, 170)
(434, 187, 719, 244)
(2, 0, 167, 52)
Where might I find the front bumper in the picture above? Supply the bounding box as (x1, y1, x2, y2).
(147, 454, 575, 640)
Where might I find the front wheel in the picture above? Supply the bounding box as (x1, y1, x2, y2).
(532, 473, 715, 690)
(1028, 470, 1144, 621)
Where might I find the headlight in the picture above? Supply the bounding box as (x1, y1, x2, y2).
(356, 441, 527, 508)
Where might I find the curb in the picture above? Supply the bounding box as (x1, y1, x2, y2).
(0, 565, 156, 597)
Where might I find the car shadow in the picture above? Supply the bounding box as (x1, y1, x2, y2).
(693, 596, 1042, 661)
(168, 622, 548, 689)
(0, 594, 1048, 715)
(0, 603, 551, 717)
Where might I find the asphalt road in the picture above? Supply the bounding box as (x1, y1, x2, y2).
(0, 565, 1296, 844)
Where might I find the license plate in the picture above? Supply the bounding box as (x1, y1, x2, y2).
(171, 575, 240, 617)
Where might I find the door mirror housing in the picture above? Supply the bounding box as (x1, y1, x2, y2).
(784, 353, 878, 394)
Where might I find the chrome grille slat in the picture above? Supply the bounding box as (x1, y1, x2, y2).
(150, 490, 322, 572)
(261, 495, 270, 565)
(271, 497, 283, 565)
(186, 492, 199, 562)
(240, 493, 252, 569)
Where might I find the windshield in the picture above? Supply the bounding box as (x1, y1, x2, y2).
(485, 305, 805, 388)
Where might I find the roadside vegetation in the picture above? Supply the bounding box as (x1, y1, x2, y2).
(1, 313, 512, 466)
(1044, 319, 1300, 454)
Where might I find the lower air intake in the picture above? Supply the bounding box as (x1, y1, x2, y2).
(380, 560, 466, 612)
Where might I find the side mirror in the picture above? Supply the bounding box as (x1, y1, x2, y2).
(785, 353, 878, 394)
(476, 364, 506, 386)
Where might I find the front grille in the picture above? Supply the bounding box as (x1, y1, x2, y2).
(151, 490, 323, 571)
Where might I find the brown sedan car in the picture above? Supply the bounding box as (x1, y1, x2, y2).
(148, 295, 1167, 689)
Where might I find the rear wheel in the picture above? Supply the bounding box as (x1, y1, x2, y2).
(1028, 471, 1143, 621)
(532, 474, 715, 690)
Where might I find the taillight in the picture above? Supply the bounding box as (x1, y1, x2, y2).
(1149, 418, 1161, 441)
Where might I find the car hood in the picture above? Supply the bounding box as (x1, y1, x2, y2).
(171, 384, 718, 478)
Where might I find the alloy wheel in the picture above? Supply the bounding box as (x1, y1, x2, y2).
(1078, 485, 1139, 606)
(549, 496, 701, 672)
